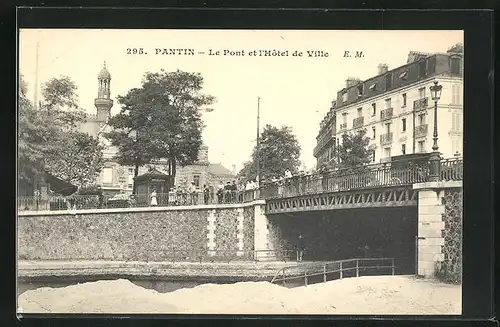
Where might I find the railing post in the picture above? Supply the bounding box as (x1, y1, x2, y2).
(340, 261, 343, 279)
(391, 258, 395, 275)
(304, 271, 308, 286)
(323, 264, 327, 283)
(356, 259, 359, 277)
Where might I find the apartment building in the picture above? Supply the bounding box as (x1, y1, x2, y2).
(314, 43, 463, 167)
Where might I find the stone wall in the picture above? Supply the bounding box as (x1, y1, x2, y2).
(18, 202, 265, 262)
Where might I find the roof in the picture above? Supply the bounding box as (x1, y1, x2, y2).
(208, 163, 234, 176)
(44, 172, 78, 196)
(134, 167, 170, 182)
(98, 62, 111, 79)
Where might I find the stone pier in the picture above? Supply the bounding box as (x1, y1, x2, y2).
(413, 181, 463, 278)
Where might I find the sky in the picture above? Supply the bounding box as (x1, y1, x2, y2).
(19, 29, 463, 172)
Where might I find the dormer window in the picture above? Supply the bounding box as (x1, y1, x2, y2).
(450, 56, 461, 74)
(357, 84, 364, 97)
(385, 73, 393, 90)
(342, 92, 348, 103)
(418, 60, 427, 78)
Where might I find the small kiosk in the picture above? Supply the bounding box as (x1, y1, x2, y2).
(133, 168, 172, 206)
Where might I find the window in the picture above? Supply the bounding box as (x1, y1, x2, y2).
(342, 92, 348, 103)
(452, 84, 462, 105)
(371, 103, 376, 116)
(102, 167, 113, 184)
(385, 98, 392, 109)
(385, 73, 393, 89)
(418, 140, 426, 153)
(452, 112, 461, 131)
(418, 113, 426, 125)
(418, 87, 426, 99)
(357, 84, 364, 97)
(418, 60, 427, 78)
(342, 112, 347, 124)
(385, 122, 391, 133)
(402, 118, 407, 132)
(372, 126, 376, 139)
(451, 57, 461, 74)
(402, 93, 407, 107)
(384, 147, 391, 158)
(193, 175, 200, 188)
(128, 168, 134, 174)
(371, 150, 376, 163)
(401, 144, 406, 155)
(357, 107, 363, 117)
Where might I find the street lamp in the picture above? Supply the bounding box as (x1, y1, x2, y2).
(429, 80, 442, 182)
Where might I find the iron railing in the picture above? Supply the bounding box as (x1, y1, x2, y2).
(17, 189, 259, 212)
(415, 124, 428, 138)
(380, 132, 393, 146)
(17, 158, 463, 212)
(380, 107, 393, 121)
(413, 97, 429, 112)
(270, 258, 396, 286)
(261, 159, 432, 199)
(353, 116, 364, 128)
(441, 157, 463, 181)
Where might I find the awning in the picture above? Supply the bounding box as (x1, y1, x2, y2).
(44, 173, 78, 196)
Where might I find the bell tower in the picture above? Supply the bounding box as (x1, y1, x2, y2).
(95, 61, 113, 123)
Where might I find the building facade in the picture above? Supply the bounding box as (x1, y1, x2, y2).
(80, 63, 235, 195)
(314, 43, 463, 167)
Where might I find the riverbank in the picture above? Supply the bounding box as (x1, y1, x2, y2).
(18, 275, 461, 315)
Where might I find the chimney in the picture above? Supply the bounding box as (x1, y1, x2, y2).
(377, 63, 389, 75)
(345, 77, 360, 88)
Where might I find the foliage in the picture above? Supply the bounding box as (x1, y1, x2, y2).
(237, 124, 301, 182)
(18, 75, 103, 191)
(39, 76, 86, 128)
(44, 131, 104, 187)
(336, 129, 372, 170)
(104, 69, 214, 191)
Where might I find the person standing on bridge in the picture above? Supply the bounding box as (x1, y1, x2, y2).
(297, 234, 305, 262)
(150, 189, 158, 206)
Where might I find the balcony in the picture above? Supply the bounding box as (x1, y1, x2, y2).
(415, 124, 428, 138)
(353, 116, 364, 128)
(380, 108, 393, 121)
(380, 132, 393, 146)
(413, 97, 428, 112)
(340, 122, 347, 130)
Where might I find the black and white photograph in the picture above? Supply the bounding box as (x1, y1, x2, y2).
(17, 29, 464, 315)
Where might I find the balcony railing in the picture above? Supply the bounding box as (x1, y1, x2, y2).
(380, 108, 393, 121)
(413, 97, 429, 112)
(340, 122, 347, 130)
(415, 124, 428, 138)
(380, 132, 393, 146)
(353, 116, 364, 128)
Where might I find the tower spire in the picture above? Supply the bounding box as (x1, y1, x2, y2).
(95, 62, 113, 122)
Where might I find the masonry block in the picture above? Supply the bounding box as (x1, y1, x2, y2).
(419, 205, 446, 215)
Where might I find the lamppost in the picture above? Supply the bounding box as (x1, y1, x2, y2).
(429, 80, 443, 182)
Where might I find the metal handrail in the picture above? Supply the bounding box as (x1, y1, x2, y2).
(270, 257, 395, 286)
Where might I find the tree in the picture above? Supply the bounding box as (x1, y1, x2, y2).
(336, 129, 372, 170)
(104, 69, 214, 193)
(18, 75, 104, 192)
(44, 131, 104, 187)
(237, 124, 301, 182)
(18, 75, 57, 187)
(39, 76, 86, 128)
